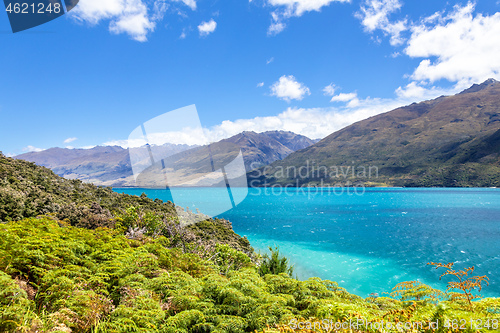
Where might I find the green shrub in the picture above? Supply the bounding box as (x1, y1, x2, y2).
(258, 247, 294, 277)
(0, 271, 37, 332)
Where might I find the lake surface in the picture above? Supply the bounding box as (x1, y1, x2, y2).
(115, 187, 500, 298)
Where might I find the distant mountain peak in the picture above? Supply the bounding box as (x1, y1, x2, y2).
(262, 130, 294, 134)
(459, 78, 499, 95)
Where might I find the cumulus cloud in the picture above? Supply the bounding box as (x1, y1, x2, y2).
(330, 92, 361, 108)
(64, 137, 78, 144)
(356, 0, 407, 45)
(175, 0, 196, 10)
(198, 19, 217, 36)
(329, 92, 356, 102)
(270, 75, 311, 102)
(70, 0, 194, 41)
(268, 0, 349, 17)
(22, 145, 44, 153)
(268, 21, 286, 35)
(265, 0, 350, 35)
(109, 9, 156, 41)
(356, 1, 500, 88)
(257, 82, 265, 87)
(323, 83, 336, 96)
(353, 1, 500, 101)
(405, 3, 500, 85)
(394, 82, 457, 100)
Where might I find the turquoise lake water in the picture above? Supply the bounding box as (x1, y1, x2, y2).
(115, 187, 500, 298)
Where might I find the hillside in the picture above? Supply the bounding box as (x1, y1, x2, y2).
(249, 79, 500, 187)
(15, 144, 195, 187)
(0, 153, 252, 254)
(16, 131, 315, 187)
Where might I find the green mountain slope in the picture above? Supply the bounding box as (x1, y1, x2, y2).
(0, 153, 252, 253)
(249, 79, 500, 187)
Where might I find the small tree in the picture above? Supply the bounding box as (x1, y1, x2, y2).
(428, 262, 489, 311)
(210, 244, 252, 275)
(258, 246, 294, 277)
(390, 280, 443, 303)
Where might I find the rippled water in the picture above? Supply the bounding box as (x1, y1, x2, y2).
(115, 187, 500, 297)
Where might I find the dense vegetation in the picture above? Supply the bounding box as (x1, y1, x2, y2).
(0, 153, 252, 254)
(1, 153, 499, 332)
(1, 217, 499, 333)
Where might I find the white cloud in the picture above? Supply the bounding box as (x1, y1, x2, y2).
(266, 57, 275, 64)
(175, 0, 196, 11)
(179, 30, 187, 39)
(405, 3, 500, 85)
(198, 19, 217, 36)
(207, 107, 367, 141)
(351, 0, 500, 109)
(109, 8, 156, 41)
(395, 82, 430, 99)
(323, 83, 336, 96)
(103, 82, 462, 147)
(265, 0, 350, 35)
(356, 0, 407, 46)
(257, 82, 265, 87)
(356, 2, 500, 88)
(106, 127, 207, 147)
(70, 0, 194, 41)
(330, 92, 357, 102)
(22, 145, 44, 153)
(394, 82, 456, 100)
(268, 21, 286, 35)
(329, 92, 360, 108)
(64, 137, 78, 144)
(270, 75, 311, 102)
(268, 0, 349, 17)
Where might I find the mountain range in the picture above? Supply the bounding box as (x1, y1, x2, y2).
(248, 79, 500, 187)
(15, 131, 315, 187)
(15, 79, 500, 188)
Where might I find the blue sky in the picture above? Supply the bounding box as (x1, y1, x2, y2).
(1, 0, 500, 155)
